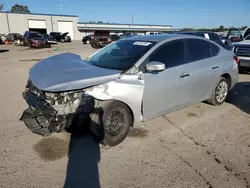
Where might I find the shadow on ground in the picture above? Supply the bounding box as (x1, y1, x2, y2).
(0, 49, 9, 53)
(227, 80, 250, 114)
(63, 107, 105, 188)
(63, 133, 101, 188)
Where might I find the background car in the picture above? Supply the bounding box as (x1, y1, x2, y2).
(120, 32, 138, 39)
(175, 31, 231, 49)
(6, 33, 23, 42)
(227, 27, 250, 73)
(90, 30, 112, 48)
(82, 34, 93, 44)
(0, 34, 7, 42)
(42, 34, 57, 44)
(110, 34, 120, 41)
(50, 32, 71, 43)
(23, 31, 50, 48)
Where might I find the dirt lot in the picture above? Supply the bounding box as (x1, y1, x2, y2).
(0, 42, 250, 188)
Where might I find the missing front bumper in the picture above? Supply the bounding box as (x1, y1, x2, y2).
(20, 90, 95, 136)
(20, 91, 65, 136)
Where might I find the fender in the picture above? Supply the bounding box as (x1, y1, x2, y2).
(85, 75, 144, 127)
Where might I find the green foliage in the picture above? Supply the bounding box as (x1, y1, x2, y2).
(11, 4, 31, 13)
(182, 25, 248, 32)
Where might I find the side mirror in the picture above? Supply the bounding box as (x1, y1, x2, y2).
(146, 61, 165, 72)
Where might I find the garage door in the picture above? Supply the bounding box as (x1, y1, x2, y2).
(28, 20, 47, 34)
(57, 21, 74, 39)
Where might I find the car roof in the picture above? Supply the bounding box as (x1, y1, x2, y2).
(176, 31, 216, 35)
(122, 33, 207, 42)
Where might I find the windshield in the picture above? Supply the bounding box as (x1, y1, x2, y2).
(30, 33, 43, 38)
(85, 40, 156, 70)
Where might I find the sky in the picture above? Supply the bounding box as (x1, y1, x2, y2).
(1, 0, 249, 29)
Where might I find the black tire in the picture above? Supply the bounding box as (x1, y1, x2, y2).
(90, 100, 132, 146)
(61, 38, 65, 43)
(207, 77, 229, 106)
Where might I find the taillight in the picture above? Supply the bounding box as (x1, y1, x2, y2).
(233, 55, 239, 64)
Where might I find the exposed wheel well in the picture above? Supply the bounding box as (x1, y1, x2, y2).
(95, 99, 135, 127)
(221, 73, 232, 88)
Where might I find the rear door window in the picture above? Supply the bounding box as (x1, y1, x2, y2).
(210, 43, 220, 56)
(185, 39, 212, 63)
(149, 39, 185, 68)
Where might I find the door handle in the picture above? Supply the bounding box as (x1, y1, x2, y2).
(212, 66, 219, 70)
(180, 73, 190, 78)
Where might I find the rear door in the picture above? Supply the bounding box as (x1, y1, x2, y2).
(184, 38, 221, 102)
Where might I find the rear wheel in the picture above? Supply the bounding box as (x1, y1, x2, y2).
(90, 100, 132, 146)
(207, 77, 229, 106)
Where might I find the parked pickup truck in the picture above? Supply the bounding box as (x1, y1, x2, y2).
(224, 28, 250, 73)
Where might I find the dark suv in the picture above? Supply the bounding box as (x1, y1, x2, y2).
(50, 32, 71, 43)
(23, 31, 50, 48)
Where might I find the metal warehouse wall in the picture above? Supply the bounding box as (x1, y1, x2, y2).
(0, 12, 82, 40)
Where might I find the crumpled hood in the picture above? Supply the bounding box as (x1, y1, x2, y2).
(29, 53, 121, 92)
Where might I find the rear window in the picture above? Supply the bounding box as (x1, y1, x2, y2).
(185, 39, 212, 62)
(210, 43, 220, 56)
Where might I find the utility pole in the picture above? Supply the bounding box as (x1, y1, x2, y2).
(60, 4, 63, 15)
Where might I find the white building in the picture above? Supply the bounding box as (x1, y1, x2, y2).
(0, 11, 180, 40)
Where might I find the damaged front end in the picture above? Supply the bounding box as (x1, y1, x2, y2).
(20, 79, 95, 136)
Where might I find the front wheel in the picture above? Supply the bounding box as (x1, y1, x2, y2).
(61, 39, 65, 43)
(207, 77, 229, 106)
(90, 100, 132, 146)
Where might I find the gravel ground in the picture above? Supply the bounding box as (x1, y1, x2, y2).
(0, 42, 250, 188)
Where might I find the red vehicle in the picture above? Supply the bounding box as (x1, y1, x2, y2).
(90, 31, 112, 48)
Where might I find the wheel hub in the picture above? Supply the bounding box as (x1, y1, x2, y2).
(105, 110, 124, 136)
(216, 81, 228, 103)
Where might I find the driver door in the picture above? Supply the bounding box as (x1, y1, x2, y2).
(142, 39, 192, 121)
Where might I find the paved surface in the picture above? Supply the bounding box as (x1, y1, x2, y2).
(0, 42, 250, 188)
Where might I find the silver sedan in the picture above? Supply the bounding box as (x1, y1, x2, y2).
(20, 34, 239, 146)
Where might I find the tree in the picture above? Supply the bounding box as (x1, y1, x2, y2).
(11, 4, 30, 13)
(0, 4, 4, 11)
(240, 26, 248, 30)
